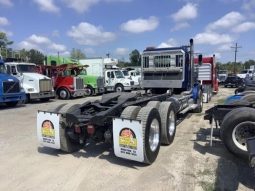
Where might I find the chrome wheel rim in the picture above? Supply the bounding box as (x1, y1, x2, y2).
(59, 90, 67, 98)
(116, 87, 123, 92)
(149, 119, 160, 152)
(232, 121, 255, 151)
(168, 110, 175, 136)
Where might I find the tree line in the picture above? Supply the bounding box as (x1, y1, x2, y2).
(216, 60, 255, 74)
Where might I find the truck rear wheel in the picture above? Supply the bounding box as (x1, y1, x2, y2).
(146, 101, 160, 109)
(121, 106, 141, 120)
(159, 102, 176, 145)
(136, 106, 161, 164)
(58, 88, 70, 100)
(58, 103, 82, 153)
(240, 93, 255, 103)
(221, 107, 255, 159)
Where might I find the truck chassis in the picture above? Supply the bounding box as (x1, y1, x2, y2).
(38, 89, 202, 164)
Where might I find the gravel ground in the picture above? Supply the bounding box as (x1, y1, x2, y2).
(0, 87, 254, 191)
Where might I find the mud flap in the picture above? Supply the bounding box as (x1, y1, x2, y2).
(113, 118, 144, 162)
(37, 111, 61, 149)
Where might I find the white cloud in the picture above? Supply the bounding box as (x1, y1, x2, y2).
(171, 22, 189, 32)
(18, 34, 67, 53)
(49, 43, 66, 52)
(62, 0, 100, 13)
(158, 38, 178, 48)
(115, 48, 129, 56)
(120, 16, 159, 33)
(34, 0, 60, 13)
(0, 17, 9, 26)
(232, 22, 255, 33)
(171, 3, 198, 22)
(67, 22, 116, 46)
(194, 32, 233, 45)
(0, 0, 13, 6)
(206, 12, 245, 31)
(0, 28, 13, 36)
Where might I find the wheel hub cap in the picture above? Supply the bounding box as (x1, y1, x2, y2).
(149, 119, 160, 152)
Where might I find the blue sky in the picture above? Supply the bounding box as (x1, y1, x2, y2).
(0, 0, 255, 62)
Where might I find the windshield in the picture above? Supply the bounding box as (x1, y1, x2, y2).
(17, 65, 37, 73)
(0, 64, 6, 73)
(115, 71, 124, 78)
(122, 70, 129, 76)
(79, 69, 87, 75)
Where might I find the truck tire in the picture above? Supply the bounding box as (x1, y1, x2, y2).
(193, 90, 203, 113)
(136, 106, 161, 164)
(121, 106, 141, 120)
(240, 93, 255, 103)
(85, 86, 94, 96)
(146, 101, 160, 109)
(159, 102, 176, 145)
(228, 100, 250, 106)
(58, 88, 70, 100)
(115, 84, 124, 92)
(5, 101, 18, 107)
(220, 107, 255, 159)
(58, 103, 82, 153)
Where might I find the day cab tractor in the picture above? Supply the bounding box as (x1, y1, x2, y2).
(37, 39, 204, 164)
(38, 64, 86, 99)
(204, 92, 255, 169)
(194, 55, 219, 103)
(0, 57, 26, 106)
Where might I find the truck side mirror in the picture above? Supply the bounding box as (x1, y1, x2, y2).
(198, 54, 203, 66)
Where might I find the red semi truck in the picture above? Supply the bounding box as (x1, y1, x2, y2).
(37, 64, 86, 99)
(194, 55, 219, 102)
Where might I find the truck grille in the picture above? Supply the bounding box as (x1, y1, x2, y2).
(97, 77, 104, 88)
(3, 81, 20, 93)
(75, 78, 84, 90)
(39, 79, 52, 92)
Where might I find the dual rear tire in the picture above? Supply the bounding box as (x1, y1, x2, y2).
(120, 101, 176, 164)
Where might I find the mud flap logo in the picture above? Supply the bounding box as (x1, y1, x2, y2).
(113, 118, 144, 162)
(119, 128, 137, 150)
(37, 112, 60, 149)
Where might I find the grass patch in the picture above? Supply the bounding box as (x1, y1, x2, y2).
(217, 98, 225, 104)
(199, 181, 215, 191)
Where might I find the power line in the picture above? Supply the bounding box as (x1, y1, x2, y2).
(231, 43, 242, 74)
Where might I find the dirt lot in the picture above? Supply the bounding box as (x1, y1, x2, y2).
(0, 87, 254, 191)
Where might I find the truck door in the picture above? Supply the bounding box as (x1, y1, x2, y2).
(105, 71, 115, 87)
(10, 65, 21, 80)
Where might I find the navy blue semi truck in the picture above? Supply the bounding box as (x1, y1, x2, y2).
(0, 57, 25, 106)
(36, 39, 203, 164)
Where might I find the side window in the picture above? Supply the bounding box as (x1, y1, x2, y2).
(6, 65, 11, 74)
(110, 71, 114, 78)
(11, 66, 17, 74)
(107, 72, 110, 78)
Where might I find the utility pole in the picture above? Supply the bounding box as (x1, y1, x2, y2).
(231, 43, 242, 74)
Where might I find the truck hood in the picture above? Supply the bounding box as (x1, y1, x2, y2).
(23, 72, 50, 80)
(0, 73, 19, 82)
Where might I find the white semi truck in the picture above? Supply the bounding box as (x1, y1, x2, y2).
(5, 62, 55, 102)
(79, 58, 134, 92)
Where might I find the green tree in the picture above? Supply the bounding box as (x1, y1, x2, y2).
(0, 32, 13, 48)
(70, 48, 86, 60)
(28, 49, 45, 65)
(129, 49, 141, 66)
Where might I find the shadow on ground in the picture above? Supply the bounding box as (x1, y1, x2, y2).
(194, 127, 255, 190)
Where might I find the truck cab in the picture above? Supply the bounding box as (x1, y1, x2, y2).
(122, 69, 141, 88)
(105, 69, 134, 92)
(5, 62, 55, 102)
(237, 69, 254, 79)
(0, 58, 26, 106)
